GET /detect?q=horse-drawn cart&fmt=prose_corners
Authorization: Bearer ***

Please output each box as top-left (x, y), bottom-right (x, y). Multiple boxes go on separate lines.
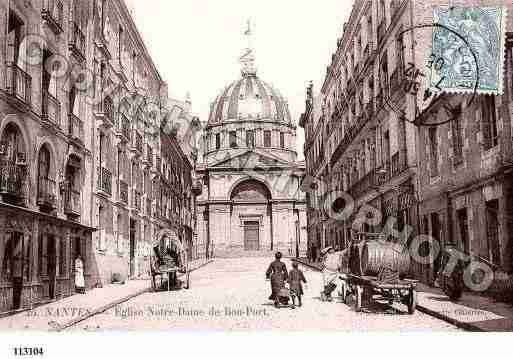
top-left (341, 273), bottom-right (417, 314)
top-left (338, 232), bottom-right (418, 314)
top-left (150, 230), bottom-right (190, 291)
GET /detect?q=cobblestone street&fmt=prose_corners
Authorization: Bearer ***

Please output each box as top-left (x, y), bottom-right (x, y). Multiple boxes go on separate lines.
top-left (73, 258), bottom-right (458, 331)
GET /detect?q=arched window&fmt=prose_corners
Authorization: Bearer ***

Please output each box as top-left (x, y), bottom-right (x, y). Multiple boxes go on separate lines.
top-left (37, 146), bottom-right (55, 209)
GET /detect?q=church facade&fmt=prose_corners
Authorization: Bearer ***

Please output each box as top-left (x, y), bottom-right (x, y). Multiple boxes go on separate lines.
top-left (195, 23), bottom-right (307, 258)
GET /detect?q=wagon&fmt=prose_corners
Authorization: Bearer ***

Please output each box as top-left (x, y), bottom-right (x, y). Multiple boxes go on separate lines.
top-left (340, 273), bottom-right (418, 314)
top-left (150, 232), bottom-right (190, 292)
top-left (337, 231), bottom-right (418, 314)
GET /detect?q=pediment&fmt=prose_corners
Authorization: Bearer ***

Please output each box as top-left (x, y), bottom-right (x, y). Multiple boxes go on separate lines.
top-left (210, 149), bottom-right (290, 169)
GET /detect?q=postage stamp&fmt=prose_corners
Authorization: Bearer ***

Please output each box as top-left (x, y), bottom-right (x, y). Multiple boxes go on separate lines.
top-left (430, 6), bottom-right (508, 95)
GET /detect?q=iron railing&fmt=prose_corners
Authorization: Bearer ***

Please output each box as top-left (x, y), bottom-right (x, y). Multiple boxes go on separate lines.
top-left (37, 177), bottom-right (56, 207)
top-left (97, 167), bottom-right (112, 195)
top-left (42, 0), bottom-right (63, 32)
top-left (0, 159), bottom-right (27, 200)
top-left (42, 90), bottom-right (61, 126)
top-left (118, 113), bottom-right (130, 141)
top-left (133, 132), bottom-right (143, 154)
top-left (68, 113), bottom-right (84, 142)
top-left (69, 22), bottom-right (85, 58)
top-left (132, 189), bottom-right (141, 211)
top-left (6, 63), bottom-right (31, 105)
top-left (64, 185), bottom-right (81, 216)
top-left (118, 179), bottom-right (128, 204)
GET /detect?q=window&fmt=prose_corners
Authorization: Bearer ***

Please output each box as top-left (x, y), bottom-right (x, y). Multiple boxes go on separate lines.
top-left (118, 26), bottom-right (123, 65)
top-left (8, 10), bottom-right (24, 64)
top-left (215, 133), bottom-right (221, 149)
top-left (58, 238), bottom-right (66, 277)
top-left (264, 130), bottom-right (272, 147)
top-left (428, 127), bottom-right (439, 177)
top-left (486, 199), bottom-right (500, 265)
top-left (380, 54), bottom-right (389, 94)
top-left (451, 112), bottom-right (464, 165)
top-left (246, 130), bottom-right (255, 148)
top-left (229, 131), bottom-right (237, 148)
top-left (396, 29), bottom-right (405, 73)
top-left (482, 96), bottom-right (498, 150)
top-left (280, 132), bottom-right (285, 148)
top-left (457, 208), bottom-right (469, 253)
top-left (379, 0), bottom-right (386, 21)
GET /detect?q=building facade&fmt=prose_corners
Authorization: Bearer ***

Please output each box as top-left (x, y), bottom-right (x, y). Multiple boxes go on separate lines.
top-left (302, 0), bottom-right (420, 263)
top-left (196, 23), bottom-right (307, 258)
top-left (0, 0), bottom-right (200, 313)
top-left (302, 0), bottom-right (513, 289)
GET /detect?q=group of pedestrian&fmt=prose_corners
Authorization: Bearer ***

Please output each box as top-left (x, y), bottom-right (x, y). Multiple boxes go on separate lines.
top-left (265, 252), bottom-right (307, 308)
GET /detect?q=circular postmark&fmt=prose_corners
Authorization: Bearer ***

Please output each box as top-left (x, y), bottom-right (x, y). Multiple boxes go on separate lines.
top-left (381, 22), bottom-right (480, 127)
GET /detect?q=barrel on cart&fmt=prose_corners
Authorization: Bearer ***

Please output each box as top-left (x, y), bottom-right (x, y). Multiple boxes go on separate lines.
top-left (340, 232), bottom-right (417, 314)
top-left (150, 234), bottom-right (190, 291)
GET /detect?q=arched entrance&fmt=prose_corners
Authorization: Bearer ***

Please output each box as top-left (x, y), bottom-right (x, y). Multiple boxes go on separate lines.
top-left (230, 179), bottom-right (272, 252)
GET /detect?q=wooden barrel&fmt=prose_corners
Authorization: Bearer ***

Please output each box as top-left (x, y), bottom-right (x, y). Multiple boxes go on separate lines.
top-left (349, 241), bottom-right (366, 275)
top-left (360, 241), bottom-right (411, 277)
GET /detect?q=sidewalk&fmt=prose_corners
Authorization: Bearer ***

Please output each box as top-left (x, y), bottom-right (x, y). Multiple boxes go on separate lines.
top-left (0, 258), bottom-right (213, 331)
top-left (293, 257), bottom-right (513, 331)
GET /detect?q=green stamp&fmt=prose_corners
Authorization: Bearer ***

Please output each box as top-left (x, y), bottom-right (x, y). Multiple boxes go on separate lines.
top-left (430, 6), bottom-right (507, 95)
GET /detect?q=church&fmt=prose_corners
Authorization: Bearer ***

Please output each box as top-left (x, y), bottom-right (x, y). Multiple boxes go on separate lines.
top-left (195, 22), bottom-right (307, 258)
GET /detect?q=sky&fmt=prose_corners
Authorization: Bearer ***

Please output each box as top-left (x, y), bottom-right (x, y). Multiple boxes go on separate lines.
top-left (125, 0), bottom-right (353, 159)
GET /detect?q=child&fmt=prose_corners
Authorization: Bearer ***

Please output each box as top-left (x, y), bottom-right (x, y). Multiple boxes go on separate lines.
top-left (288, 262), bottom-right (307, 308)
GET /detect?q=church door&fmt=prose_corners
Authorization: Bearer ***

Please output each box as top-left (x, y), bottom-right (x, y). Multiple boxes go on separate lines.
top-left (244, 221), bottom-right (260, 251)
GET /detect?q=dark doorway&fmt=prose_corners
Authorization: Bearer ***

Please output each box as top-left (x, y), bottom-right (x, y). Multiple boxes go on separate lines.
top-left (457, 208), bottom-right (469, 253)
top-left (244, 221), bottom-right (260, 251)
top-left (129, 218), bottom-right (136, 278)
top-left (486, 199), bottom-right (500, 265)
top-left (5, 232), bottom-right (24, 310)
top-left (47, 235), bottom-right (56, 299)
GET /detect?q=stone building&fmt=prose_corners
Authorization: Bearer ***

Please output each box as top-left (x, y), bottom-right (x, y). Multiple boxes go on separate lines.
top-left (301, 0), bottom-right (513, 287)
top-left (196, 23), bottom-right (306, 258)
top-left (302, 0), bottom-right (420, 261)
top-left (0, 0), bottom-right (200, 313)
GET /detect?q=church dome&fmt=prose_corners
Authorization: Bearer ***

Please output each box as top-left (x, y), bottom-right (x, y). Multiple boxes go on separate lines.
top-left (207, 74), bottom-right (292, 126)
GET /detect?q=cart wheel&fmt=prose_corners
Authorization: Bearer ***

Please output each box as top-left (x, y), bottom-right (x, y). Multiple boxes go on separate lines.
top-left (184, 271), bottom-right (190, 289)
top-left (340, 282), bottom-right (348, 304)
top-left (407, 289), bottom-right (417, 315)
top-left (354, 285), bottom-right (363, 312)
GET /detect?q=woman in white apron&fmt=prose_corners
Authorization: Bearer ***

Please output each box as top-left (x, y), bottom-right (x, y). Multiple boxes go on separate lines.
top-left (75, 255), bottom-right (85, 294)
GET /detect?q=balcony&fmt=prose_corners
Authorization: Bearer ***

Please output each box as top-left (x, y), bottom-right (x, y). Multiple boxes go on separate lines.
top-left (118, 179), bottom-right (128, 204)
top-left (132, 190), bottom-right (141, 211)
top-left (146, 198), bottom-right (152, 217)
top-left (0, 159), bottom-right (27, 204)
top-left (152, 156), bottom-right (161, 174)
top-left (41, 90), bottom-right (61, 127)
top-left (69, 22), bottom-right (86, 62)
top-left (375, 153), bottom-right (408, 186)
top-left (389, 67), bottom-right (404, 94)
top-left (377, 20), bottom-right (385, 45)
top-left (97, 167), bottom-right (112, 196)
top-left (37, 177), bottom-right (56, 211)
top-left (365, 100), bottom-right (374, 117)
top-left (68, 113), bottom-right (84, 144)
top-left (146, 146), bottom-right (153, 167)
top-left (6, 63), bottom-right (31, 106)
top-left (131, 131), bottom-right (143, 155)
top-left (192, 180), bottom-right (203, 196)
top-left (41, 0), bottom-right (63, 34)
top-left (348, 171), bottom-right (376, 199)
top-left (376, 89), bottom-right (384, 110)
top-left (64, 186), bottom-right (81, 218)
top-left (95, 97), bottom-right (115, 129)
top-left (390, 0), bottom-right (403, 18)
top-left (116, 113), bottom-right (130, 143)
